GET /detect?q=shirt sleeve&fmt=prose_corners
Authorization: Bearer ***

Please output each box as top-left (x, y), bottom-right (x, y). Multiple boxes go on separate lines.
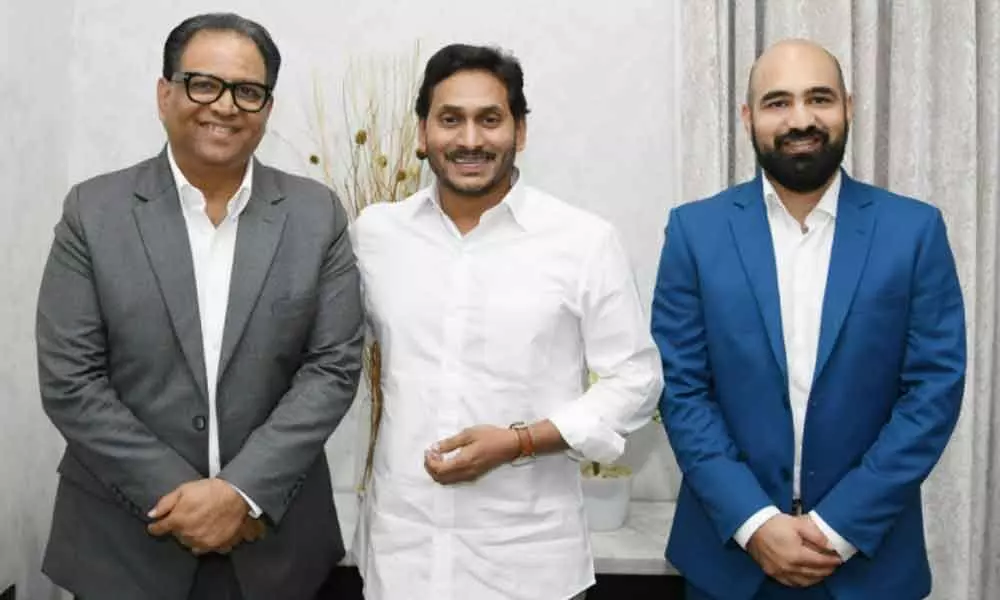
top-left (810, 510), bottom-right (858, 560)
top-left (733, 505), bottom-right (781, 549)
top-left (547, 226), bottom-right (663, 464)
top-left (224, 480), bottom-right (263, 519)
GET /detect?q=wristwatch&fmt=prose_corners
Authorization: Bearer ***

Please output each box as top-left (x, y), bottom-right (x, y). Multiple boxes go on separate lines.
top-left (509, 421), bottom-right (536, 466)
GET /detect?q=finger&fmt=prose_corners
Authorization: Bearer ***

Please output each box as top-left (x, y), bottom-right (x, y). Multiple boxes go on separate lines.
top-left (147, 514), bottom-right (179, 537)
top-left (242, 519), bottom-right (265, 543)
top-left (434, 430), bottom-right (472, 454)
top-left (791, 564), bottom-right (837, 580)
top-left (148, 488), bottom-right (183, 519)
top-left (796, 518), bottom-right (835, 552)
top-left (792, 547), bottom-right (843, 570)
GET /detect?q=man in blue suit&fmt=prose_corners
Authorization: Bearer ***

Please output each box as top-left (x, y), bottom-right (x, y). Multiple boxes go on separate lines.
top-left (652, 39), bottom-right (966, 599)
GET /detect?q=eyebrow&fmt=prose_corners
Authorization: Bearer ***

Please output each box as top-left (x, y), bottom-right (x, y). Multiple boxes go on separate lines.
top-left (437, 104), bottom-right (504, 115)
top-left (758, 86), bottom-right (840, 105)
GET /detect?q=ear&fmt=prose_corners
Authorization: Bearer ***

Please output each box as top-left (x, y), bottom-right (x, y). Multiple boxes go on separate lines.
top-left (417, 119), bottom-right (428, 155)
top-left (739, 103), bottom-right (753, 140)
top-left (156, 78), bottom-right (171, 122)
top-left (261, 95), bottom-right (275, 122)
top-left (845, 92), bottom-right (854, 124)
top-left (514, 118), bottom-right (527, 152)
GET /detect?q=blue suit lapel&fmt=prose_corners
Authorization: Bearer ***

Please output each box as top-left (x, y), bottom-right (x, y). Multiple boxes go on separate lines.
top-left (728, 176), bottom-right (787, 378)
top-left (814, 173), bottom-right (876, 382)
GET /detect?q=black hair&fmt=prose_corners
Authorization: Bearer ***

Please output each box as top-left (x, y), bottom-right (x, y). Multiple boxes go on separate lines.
top-left (415, 44), bottom-right (530, 120)
top-left (162, 13), bottom-right (281, 87)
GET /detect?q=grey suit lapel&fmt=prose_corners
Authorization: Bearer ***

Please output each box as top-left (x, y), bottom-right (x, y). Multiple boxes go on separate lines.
top-left (131, 151), bottom-right (209, 403)
top-left (217, 160), bottom-right (287, 380)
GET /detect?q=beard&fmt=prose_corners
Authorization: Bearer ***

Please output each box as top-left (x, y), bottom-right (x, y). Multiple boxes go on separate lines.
top-left (751, 121), bottom-right (848, 193)
top-left (426, 138), bottom-right (518, 199)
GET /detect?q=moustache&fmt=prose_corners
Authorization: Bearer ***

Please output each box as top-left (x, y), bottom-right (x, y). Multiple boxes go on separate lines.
top-left (445, 150), bottom-right (497, 162)
top-left (775, 127), bottom-right (829, 150)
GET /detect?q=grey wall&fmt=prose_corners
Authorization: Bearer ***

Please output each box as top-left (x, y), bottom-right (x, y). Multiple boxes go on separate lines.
top-left (1, 2), bottom-right (75, 599)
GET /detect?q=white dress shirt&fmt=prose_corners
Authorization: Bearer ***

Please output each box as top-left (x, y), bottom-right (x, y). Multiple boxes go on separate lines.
top-left (350, 178), bottom-right (663, 600)
top-left (732, 172), bottom-right (857, 560)
top-left (168, 148), bottom-right (261, 517)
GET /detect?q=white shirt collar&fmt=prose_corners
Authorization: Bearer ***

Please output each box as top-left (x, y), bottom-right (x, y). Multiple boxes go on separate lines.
top-left (416, 168), bottom-right (532, 231)
top-left (762, 170), bottom-right (841, 220)
top-left (167, 146), bottom-right (254, 220)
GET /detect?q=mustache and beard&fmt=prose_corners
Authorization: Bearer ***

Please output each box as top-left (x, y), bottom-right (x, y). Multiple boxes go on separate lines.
top-left (751, 121), bottom-right (849, 193)
top-left (426, 141), bottom-right (518, 199)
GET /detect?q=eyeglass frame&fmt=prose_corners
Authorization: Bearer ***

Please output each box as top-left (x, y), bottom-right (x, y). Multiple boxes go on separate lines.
top-left (168, 71), bottom-right (274, 113)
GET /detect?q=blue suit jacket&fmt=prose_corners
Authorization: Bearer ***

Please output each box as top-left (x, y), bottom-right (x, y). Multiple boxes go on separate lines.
top-left (651, 172), bottom-right (966, 599)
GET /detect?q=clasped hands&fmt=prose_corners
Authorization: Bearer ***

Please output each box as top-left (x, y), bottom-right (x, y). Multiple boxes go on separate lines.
top-left (424, 425), bottom-right (522, 484)
top-left (747, 513), bottom-right (843, 588)
top-left (146, 478), bottom-right (265, 555)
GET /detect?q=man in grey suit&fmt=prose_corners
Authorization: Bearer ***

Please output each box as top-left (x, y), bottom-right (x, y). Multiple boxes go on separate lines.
top-left (35, 13), bottom-right (364, 600)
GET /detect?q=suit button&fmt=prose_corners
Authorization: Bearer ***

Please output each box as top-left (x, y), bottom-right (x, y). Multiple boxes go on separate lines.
top-left (737, 451), bottom-right (748, 462)
top-left (780, 467), bottom-right (791, 481)
top-left (192, 415), bottom-right (207, 431)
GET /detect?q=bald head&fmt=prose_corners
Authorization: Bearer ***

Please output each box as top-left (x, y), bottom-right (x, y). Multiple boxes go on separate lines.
top-left (746, 39), bottom-right (846, 107)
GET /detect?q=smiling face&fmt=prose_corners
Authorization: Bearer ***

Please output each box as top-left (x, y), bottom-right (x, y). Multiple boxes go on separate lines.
top-left (418, 69), bottom-right (525, 200)
top-left (742, 40), bottom-right (852, 193)
top-left (157, 29), bottom-right (272, 176)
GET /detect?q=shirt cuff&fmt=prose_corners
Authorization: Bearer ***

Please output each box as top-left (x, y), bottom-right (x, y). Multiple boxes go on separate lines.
top-left (809, 511), bottom-right (857, 561)
top-left (733, 506), bottom-right (780, 549)
top-left (223, 480), bottom-right (263, 519)
top-left (547, 406), bottom-right (625, 465)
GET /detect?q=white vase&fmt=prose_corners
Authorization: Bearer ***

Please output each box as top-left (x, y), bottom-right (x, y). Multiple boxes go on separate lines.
top-left (581, 471), bottom-right (632, 531)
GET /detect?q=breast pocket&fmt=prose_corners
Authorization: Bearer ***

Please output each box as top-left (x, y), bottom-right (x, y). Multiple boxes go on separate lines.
top-left (850, 290), bottom-right (909, 316)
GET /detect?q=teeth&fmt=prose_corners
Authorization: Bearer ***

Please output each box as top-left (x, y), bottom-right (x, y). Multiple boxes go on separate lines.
top-left (205, 124), bottom-right (236, 134)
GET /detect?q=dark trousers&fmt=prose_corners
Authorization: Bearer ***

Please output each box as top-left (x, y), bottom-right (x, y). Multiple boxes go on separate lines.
top-left (76, 554), bottom-right (243, 600)
top-left (686, 579), bottom-right (833, 600)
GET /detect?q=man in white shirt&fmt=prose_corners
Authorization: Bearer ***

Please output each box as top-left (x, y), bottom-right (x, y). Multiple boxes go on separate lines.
top-left (36, 13), bottom-right (364, 600)
top-left (352, 44), bottom-right (663, 600)
top-left (653, 40), bottom-right (965, 599)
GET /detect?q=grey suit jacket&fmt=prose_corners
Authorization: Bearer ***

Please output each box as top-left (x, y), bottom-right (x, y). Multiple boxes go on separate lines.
top-left (36, 150), bottom-right (364, 600)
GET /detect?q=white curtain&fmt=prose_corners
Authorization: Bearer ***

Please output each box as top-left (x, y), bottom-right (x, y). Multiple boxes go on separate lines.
top-left (678, 1), bottom-right (1000, 598)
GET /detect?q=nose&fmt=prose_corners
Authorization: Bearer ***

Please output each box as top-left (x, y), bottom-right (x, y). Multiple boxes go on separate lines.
top-left (457, 121), bottom-right (483, 148)
top-left (787, 99), bottom-right (817, 130)
top-left (211, 89), bottom-right (239, 116)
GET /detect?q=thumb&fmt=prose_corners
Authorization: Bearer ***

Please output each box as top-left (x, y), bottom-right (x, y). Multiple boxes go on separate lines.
top-left (148, 488), bottom-right (182, 519)
top-left (798, 516), bottom-right (835, 551)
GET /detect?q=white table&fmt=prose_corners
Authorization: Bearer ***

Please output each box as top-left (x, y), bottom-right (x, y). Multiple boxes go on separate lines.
top-left (333, 491), bottom-right (678, 576)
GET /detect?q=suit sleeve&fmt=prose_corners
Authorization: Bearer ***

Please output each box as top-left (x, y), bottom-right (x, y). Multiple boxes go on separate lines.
top-left (651, 208), bottom-right (774, 543)
top-left (36, 186), bottom-right (203, 518)
top-left (813, 209), bottom-right (965, 557)
top-left (219, 191), bottom-right (365, 523)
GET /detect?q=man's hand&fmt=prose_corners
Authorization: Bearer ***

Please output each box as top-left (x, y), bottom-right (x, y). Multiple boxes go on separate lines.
top-left (213, 515), bottom-right (268, 554)
top-left (795, 514), bottom-right (840, 557)
top-left (424, 425), bottom-right (521, 484)
top-left (146, 479), bottom-right (250, 555)
top-left (746, 514), bottom-right (842, 587)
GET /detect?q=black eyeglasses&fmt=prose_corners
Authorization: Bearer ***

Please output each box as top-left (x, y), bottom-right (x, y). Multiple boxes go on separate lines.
top-left (169, 71), bottom-right (273, 113)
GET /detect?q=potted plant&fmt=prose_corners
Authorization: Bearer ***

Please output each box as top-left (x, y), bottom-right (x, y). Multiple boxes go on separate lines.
top-left (579, 371), bottom-right (635, 531)
top-left (294, 43), bottom-right (426, 493)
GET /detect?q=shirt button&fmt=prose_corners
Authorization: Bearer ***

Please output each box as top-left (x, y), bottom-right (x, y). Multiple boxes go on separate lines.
top-left (192, 415), bottom-right (207, 431)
